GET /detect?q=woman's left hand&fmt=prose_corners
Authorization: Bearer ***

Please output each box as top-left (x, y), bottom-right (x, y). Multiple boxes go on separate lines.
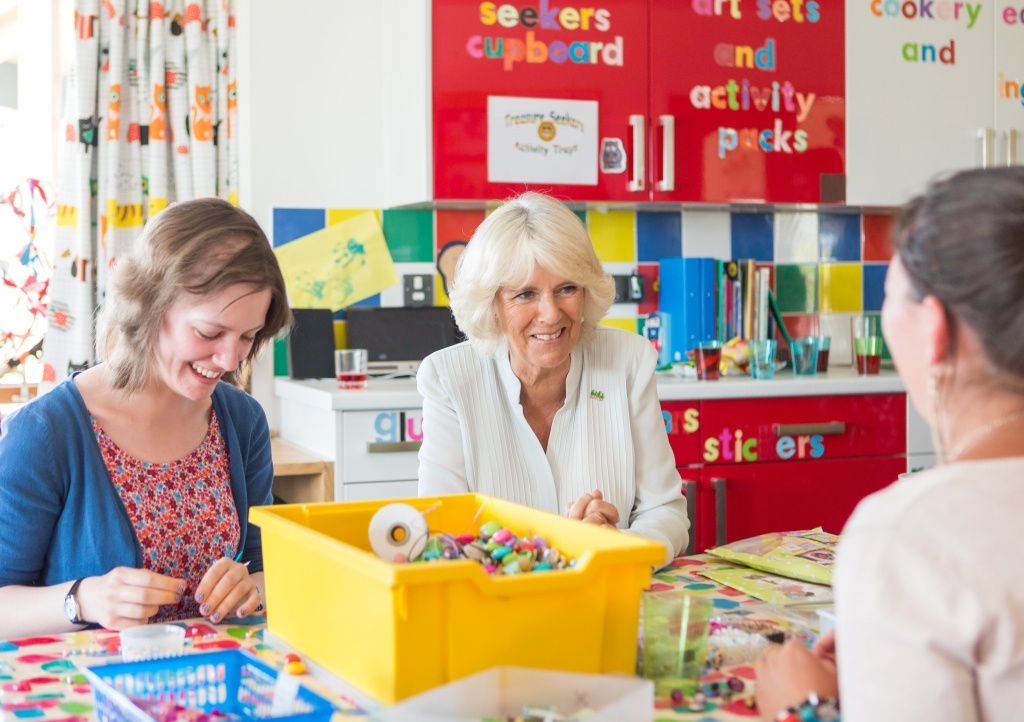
top-left (566, 488), bottom-right (619, 529)
top-left (194, 557), bottom-right (261, 623)
top-left (754, 639), bottom-right (839, 721)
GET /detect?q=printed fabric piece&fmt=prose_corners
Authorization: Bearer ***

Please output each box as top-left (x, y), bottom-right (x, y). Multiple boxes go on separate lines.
top-left (94, 409), bottom-right (240, 621)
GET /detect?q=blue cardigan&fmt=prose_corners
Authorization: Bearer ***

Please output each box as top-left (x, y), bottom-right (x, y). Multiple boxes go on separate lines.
top-left (0, 375), bottom-right (274, 589)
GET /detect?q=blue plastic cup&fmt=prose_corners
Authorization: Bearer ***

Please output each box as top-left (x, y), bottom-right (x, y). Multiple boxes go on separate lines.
top-left (791, 336), bottom-right (820, 376)
top-left (749, 340), bottom-right (778, 380)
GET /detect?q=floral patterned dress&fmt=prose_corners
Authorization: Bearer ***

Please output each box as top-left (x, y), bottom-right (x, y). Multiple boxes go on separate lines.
top-left (93, 410), bottom-right (240, 621)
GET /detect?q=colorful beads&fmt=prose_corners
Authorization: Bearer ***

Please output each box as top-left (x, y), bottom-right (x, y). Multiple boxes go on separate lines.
top-left (406, 522), bottom-right (576, 575)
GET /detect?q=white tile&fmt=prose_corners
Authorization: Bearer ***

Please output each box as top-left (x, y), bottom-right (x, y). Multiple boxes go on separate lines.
top-left (380, 262), bottom-right (438, 307)
top-left (774, 212), bottom-right (819, 263)
top-left (681, 210), bottom-right (731, 258)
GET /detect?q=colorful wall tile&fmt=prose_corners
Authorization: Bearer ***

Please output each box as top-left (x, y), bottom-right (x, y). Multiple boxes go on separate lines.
top-left (587, 209), bottom-right (636, 262)
top-left (271, 204), bottom-right (903, 375)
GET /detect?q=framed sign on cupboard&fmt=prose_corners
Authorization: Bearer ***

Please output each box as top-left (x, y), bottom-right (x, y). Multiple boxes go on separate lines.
top-left (431, 0), bottom-right (845, 204)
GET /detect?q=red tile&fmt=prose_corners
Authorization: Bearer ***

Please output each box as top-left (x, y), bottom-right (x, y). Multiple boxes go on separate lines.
top-left (863, 213), bottom-right (896, 262)
top-left (777, 313), bottom-right (819, 361)
top-left (435, 209), bottom-right (486, 254)
top-left (637, 262), bottom-right (659, 316)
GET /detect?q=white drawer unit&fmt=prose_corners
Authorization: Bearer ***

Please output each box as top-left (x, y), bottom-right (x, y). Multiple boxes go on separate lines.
top-left (341, 409), bottom-right (422, 484)
top-left (275, 378), bottom-right (424, 502)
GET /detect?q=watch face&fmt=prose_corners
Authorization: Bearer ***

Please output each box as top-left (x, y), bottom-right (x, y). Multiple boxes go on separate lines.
top-left (64, 593), bottom-right (80, 623)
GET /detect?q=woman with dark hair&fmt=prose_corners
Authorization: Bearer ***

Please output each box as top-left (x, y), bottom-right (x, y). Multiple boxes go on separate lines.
top-left (755, 167), bottom-right (1024, 721)
top-left (0, 198), bottom-right (291, 636)
top-left (417, 192), bottom-right (689, 564)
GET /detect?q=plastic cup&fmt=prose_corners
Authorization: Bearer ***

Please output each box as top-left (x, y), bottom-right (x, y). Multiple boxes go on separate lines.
top-left (119, 624), bottom-right (185, 661)
top-left (335, 349), bottom-right (368, 390)
top-left (694, 341), bottom-right (722, 381)
top-left (642, 592), bottom-right (713, 699)
top-left (790, 336), bottom-right (820, 376)
top-left (851, 317), bottom-right (882, 375)
top-left (748, 339), bottom-right (777, 380)
top-left (814, 336), bottom-right (831, 373)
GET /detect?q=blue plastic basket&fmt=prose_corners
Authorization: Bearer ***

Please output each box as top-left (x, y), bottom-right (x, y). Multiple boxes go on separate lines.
top-left (83, 649), bottom-right (335, 722)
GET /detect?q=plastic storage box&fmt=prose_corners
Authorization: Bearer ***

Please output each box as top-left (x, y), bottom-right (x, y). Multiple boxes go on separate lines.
top-left (250, 494), bottom-right (666, 704)
top-left (385, 666), bottom-right (653, 722)
top-left (83, 649), bottom-right (334, 722)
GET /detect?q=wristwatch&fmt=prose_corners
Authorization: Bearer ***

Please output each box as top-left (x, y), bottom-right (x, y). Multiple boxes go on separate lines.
top-left (63, 578), bottom-right (87, 624)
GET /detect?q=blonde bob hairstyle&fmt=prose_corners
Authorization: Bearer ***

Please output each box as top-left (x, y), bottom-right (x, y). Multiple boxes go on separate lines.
top-left (96, 197), bottom-right (292, 393)
top-left (448, 192), bottom-right (616, 357)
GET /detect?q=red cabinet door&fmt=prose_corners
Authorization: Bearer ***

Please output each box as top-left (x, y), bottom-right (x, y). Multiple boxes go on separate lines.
top-left (700, 456), bottom-right (905, 551)
top-left (649, 0), bottom-right (845, 203)
top-left (432, 0), bottom-right (649, 201)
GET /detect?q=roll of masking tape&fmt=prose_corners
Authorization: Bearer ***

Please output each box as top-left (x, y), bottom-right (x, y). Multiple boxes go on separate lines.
top-left (368, 502), bottom-right (429, 563)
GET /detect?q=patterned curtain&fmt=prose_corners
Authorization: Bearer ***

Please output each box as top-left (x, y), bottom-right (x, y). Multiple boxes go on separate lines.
top-left (41, 0), bottom-right (239, 389)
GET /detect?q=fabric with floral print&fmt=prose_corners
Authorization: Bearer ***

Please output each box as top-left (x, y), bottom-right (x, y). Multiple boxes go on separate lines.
top-left (93, 409), bottom-right (240, 621)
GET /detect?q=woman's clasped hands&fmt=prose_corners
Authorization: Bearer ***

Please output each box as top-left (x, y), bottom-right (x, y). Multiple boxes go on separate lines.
top-left (566, 488), bottom-right (620, 529)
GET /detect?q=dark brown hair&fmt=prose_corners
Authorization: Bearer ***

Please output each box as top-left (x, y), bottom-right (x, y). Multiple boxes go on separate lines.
top-left (96, 198), bottom-right (292, 392)
top-left (896, 167), bottom-right (1024, 379)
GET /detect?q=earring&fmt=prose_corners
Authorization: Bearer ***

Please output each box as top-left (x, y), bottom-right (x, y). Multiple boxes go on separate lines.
top-left (928, 373), bottom-right (946, 465)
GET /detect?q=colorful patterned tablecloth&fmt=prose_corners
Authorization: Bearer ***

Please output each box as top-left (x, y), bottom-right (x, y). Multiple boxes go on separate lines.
top-left (0, 556), bottom-right (820, 722)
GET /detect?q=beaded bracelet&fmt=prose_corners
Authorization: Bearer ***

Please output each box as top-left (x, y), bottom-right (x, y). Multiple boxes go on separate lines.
top-left (774, 691), bottom-right (840, 722)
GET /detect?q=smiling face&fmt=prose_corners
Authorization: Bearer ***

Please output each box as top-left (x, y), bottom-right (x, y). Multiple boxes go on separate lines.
top-left (496, 264), bottom-right (584, 384)
top-left (154, 283), bottom-right (271, 400)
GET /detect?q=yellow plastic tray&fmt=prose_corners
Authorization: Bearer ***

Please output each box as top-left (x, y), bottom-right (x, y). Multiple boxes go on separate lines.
top-left (250, 494), bottom-right (665, 704)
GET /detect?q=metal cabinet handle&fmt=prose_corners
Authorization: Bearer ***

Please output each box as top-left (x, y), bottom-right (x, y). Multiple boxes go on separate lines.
top-left (711, 477), bottom-right (727, 547)
top-left (366, 441), bottom-right (422, 453)
top-left (1008, 129), bottom-right (1018, 167)
top-left (628, 114), bottom-right (646, 192)
top-left (979, 127), bottom-right (994, 168)
top-left (657, 114), bottom-right (675, 192)
top-left (773, 422), bottom-right (846, 437)
top-left (683, 480), bottom-right (696, 556)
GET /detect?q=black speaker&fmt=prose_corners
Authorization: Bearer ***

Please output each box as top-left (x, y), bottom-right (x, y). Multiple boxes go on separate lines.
top-left (288, 308), bottom-right (335, 380)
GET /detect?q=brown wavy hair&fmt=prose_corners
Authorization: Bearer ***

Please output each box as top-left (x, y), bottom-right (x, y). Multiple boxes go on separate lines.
top-left (96, 198), bottom-right (292, 393)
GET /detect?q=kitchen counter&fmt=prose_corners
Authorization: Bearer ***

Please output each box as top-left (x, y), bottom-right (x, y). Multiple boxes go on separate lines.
top-left (275, 369), bottom-right (905, 409)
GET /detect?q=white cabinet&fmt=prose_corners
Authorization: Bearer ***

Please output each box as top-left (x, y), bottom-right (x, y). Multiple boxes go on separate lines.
top-left (995, 10), bottom-right (1024, 166)
top-left (846, 4), bottom-right (1020, 206)
top-left (275, 379), bottom-right (425, 502)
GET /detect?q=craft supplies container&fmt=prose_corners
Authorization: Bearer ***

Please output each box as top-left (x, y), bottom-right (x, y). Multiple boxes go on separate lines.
top-left (118, 624), bottom-right (185, 662)
top-left (250, 494), bottom-right (665, 704)
top-left (384, 666), bottom-right (653, 722)
top-left (83, 649), bottom-right (334, 722)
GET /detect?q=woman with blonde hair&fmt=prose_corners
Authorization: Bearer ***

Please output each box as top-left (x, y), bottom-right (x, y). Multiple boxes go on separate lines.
top-left (0, 198), bottom-right (291, 635)
top-left (417, 192), bottom-right (688, 563)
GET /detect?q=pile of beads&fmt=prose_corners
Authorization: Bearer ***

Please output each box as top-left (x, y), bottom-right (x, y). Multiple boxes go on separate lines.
top-left (410, 520), bottom-right (577, 575)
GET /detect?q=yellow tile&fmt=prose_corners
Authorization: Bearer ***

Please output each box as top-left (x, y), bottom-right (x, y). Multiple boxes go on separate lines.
top-left (327, 208), bottom-right (382, 225)
top-left (587, 210), bottom-right (635, 263)
top-left (434, 273), bottom-right (450, 306)
top-left (599, 317), bottom-right (639, 334)
top-left (819, 263), bottom-right (862, 313)
top-left (333, 320), bottom-right (346, 350)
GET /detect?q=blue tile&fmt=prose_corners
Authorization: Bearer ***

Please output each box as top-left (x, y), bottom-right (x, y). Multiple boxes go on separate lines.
top-left (637, 211), bottom-right (681, 262)
top-left (351, 294), bottom-right (381, 307)
top-left (819, 213), bottom-right (861, 262)
top-left (863, 263), bottom-right (888, 312)
top-left (272, 208), bottom-right (326, 247)
top-left (730, 212), bottom-right (774, 262)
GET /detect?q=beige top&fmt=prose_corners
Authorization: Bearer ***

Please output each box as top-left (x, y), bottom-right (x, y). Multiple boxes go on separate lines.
top-left (835, 458), bottom-right (1024, 721)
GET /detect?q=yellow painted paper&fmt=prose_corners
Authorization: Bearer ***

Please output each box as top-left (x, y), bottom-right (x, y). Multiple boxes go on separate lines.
top-left (274, 211), bottom-right (398, 310)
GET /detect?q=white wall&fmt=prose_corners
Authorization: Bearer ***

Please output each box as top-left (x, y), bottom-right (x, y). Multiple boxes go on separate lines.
top-left (238, 1), bottom-right (392, 428)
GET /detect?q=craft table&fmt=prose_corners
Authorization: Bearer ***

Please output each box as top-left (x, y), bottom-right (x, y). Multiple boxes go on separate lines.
top-left (0, 556), bottom-right (818, 722)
